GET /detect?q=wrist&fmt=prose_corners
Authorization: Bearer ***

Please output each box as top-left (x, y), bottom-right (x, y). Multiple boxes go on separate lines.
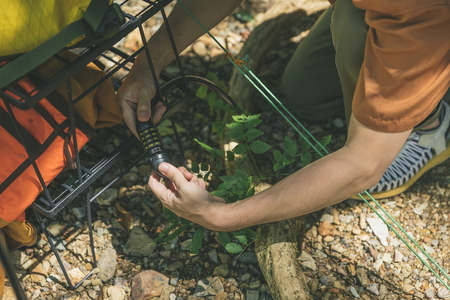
top-left (204, 201), bottom-right (243, 232)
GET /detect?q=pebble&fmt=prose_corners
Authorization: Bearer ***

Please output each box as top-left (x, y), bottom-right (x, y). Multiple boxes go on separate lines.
top-left (350, 286), bottom-right (360, 297)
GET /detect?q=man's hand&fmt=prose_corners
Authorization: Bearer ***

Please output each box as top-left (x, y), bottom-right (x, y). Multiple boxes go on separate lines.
top-left (117, 63), bottom-right (166, 137)
top-left (148, 163), bottom-right (228, 230)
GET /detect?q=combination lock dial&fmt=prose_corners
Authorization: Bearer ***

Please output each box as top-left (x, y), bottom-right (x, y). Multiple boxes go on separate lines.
top-left (137, 121), bottom-right (170, 178)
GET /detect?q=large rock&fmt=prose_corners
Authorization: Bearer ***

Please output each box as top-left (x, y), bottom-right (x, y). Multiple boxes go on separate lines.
top-left (131, 270), bottom-right (169, 300)
top-left (123, 226), bottom-right (157, 257)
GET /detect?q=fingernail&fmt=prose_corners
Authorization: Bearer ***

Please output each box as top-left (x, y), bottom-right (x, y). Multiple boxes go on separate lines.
top-left (139, 112), bottom-right (149, 120)
top-left (159, 163), bottom-right (169, 173)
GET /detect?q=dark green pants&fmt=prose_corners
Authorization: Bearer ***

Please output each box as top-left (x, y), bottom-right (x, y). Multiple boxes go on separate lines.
top-left (281, 0), bottom-right (450, 127)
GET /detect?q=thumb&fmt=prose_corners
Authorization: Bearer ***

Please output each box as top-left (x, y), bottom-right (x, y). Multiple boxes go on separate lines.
top-left (158, 163), bottom-right (188, 186)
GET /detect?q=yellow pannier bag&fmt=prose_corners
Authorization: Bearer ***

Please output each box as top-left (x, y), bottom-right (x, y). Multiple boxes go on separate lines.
top-left (0, 0), bottom-right (93, 58)
top-left (0, 0), bottom-right (124, 89)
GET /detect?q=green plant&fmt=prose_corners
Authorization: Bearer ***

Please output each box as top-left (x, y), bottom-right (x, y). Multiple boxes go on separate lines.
top-left (154, 75), bottom-right (331, 255)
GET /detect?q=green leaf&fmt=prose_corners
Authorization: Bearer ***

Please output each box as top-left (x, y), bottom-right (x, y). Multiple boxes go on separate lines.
top-left (232, 114), bottom-right (247, 123)
top-left (235, 169), bottom-right (249, 180)
top-left (217, 79), bottom-right (227, 91)
top-left (299, 137), bottom-right (311, 151)
top-left (196, 85), bottom-right (209, 99)
top-left (211, 189), bottom-right (229, 197)
top-left (245, 128), bottom-right (264, 141)
top-left (245, 187), bottom-right (255, 197)
top-left (226, 128), bottom-right (245, 140)
top-left (241, 228), bottom-right (257, 239)
top-left (191, 162), bottom-right (199, 173)
top-left (215, 161), bottom-right (224, 171)
top-left (206, 71), bottom-right (219, 82)
top-left (320, 134), bottom-right (332, 148)
top-left (284, 136), bottom-right (297, 156)
top-left (232, 143), bottom-right (247, 155)
top-left (245, 115), bottom-right (262, 129)
top-left (163, 208), bottom-right (179, 224)
top-left (163, 224), bottom-right (189, 243)
top-left (273, 150), bottom-right (283, 162)
top-left (226, 122), bottom-right (243, 130)
top-left (301, 152), bottom-right (312, 166)
top-left (218, 232), bottom-right (231, 247)
top-left (220, 175), bottom-right (238, 184)
top-left (154, 224), bottom-right (177, 244)
top-left (200, 163), bottom-right (209, 172)
top-left (190, 227), bottom-right (205, 255)
top-left (218, 182), bottom-right (234, 190)
top-left (283, 155), bottom-right (295, 165)
top-left (249, 140), bottom-right (272, 154)
top-left (237, 181), bottom-right (248, 191)
top-left (226, 151), bottom-right (235, 162)
top-left (194, 139), bottom-right (214, 153)
top-left (225, 242), bottom-right (243, 254)
top-left (233, 234), bottom-right (248, 245)
top-left (273, 161), bottom-right (284, 171)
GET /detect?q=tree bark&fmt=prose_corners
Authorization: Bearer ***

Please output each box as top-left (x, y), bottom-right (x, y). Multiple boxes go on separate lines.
top-left (255, 218), bottom-right (312, 300)
top-left (228, 0), bottom-right (329, 110)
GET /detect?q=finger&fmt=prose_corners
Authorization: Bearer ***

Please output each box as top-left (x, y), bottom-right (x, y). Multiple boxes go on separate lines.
top-left (117, 93), bottom-right (139, 137)
top-left (148, 171), bottom-right (176, 206)
top-left (148, 171), bottom-right (164, 193)
top-left (158, 163), bottom-right (188, 186)
top-left (136, 90), bottom-right (153, 122)
top-left (152, 102), bottom-right (167, 124)
top-left (178, 167), bottom-right (194, 181)
top-left (197, 177), bottom-right (206, 189)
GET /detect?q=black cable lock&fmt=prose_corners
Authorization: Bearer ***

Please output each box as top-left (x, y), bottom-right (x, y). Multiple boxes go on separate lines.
top-left (137, 120), bottom-right (170, 178)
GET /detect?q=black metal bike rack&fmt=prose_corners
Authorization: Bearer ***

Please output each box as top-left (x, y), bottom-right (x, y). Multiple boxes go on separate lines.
top-left (0, 0), bottom-right (194, 294)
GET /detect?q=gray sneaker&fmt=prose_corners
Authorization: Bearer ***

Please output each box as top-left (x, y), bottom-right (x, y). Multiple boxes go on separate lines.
top-left (357, 101), bottom-right (450, 200)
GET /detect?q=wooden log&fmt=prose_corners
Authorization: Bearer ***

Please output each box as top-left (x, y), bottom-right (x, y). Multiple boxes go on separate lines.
top-left (255, 218), bottom-right (313, 300)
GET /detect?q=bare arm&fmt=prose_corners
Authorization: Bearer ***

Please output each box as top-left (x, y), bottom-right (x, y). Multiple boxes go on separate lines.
top-left (149, 114), bottom-right (412, 231)
top-left (117, 0), bottom-right (243, 136)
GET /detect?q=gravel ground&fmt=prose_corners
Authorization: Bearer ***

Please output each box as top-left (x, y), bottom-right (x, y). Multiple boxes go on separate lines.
top-left (5, 1), bottom-right (450, 300)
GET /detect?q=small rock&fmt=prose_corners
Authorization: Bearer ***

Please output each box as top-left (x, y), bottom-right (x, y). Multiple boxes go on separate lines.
top-left (366, 218), bottom-right (389, 246)
top-left (95, 188), bottom-right (118, 205)
top-left (425, 287), bottom-right (435, 299)
top-left (108, 286), bottom-right (126, 300)
top-left (236, 252), bottom-right (258, 264)
top-left (245, 290), bottom-right (259, 300)
top-left (350, 286), bottom-right (360, 298)
top-left (98, 248), bottom-right (117, 282)
top-left (437, 287), bottom-right (450, 298)
top-left (356, 268), bottom-right (370, 286)
top-left (403, 284), bottom-right (415, 293)
top-left (366, 283), bottom-right (379, 296)
top-left (394, 250), bottom-right (404, 262)
top-left (194, 277), bottom-right (224, 296)
top-left (318, 220), bottom-right (338, 237)
top-left (213, 264), bottom-right (229, 277)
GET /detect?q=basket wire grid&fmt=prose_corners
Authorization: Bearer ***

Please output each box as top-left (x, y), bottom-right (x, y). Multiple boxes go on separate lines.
top-left (0, 0), bottom-right (198, 293)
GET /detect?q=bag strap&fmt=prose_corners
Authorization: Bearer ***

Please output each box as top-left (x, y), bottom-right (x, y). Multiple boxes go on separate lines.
top-left (0, 0), bottom-right (111, 90)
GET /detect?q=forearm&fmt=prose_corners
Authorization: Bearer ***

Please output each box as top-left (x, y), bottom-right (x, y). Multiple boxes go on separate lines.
top-left (135, 0), bottom-right (243, 73)
top-left (209, 115), bottom-right (412, 231)
top-left (218, 147), bottom-right (376, 231)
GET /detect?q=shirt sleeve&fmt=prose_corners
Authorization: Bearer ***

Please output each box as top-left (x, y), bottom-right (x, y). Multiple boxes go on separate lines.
top-left (351, 0), bottom-right (450, 133)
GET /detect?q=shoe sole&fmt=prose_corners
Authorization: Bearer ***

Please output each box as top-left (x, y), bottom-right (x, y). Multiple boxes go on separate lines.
top-left (351, 140), bottom-right (450, 200)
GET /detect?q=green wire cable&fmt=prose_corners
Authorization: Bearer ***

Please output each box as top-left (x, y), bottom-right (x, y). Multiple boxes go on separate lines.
top-left (175, 0), bottom-right (327, 156)
top-left (175, 0), bottom-right (450, 290)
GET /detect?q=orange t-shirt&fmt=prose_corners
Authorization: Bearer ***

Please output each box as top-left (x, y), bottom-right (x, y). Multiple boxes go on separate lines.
top-left (351, 0), bottom-right (450, 132)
